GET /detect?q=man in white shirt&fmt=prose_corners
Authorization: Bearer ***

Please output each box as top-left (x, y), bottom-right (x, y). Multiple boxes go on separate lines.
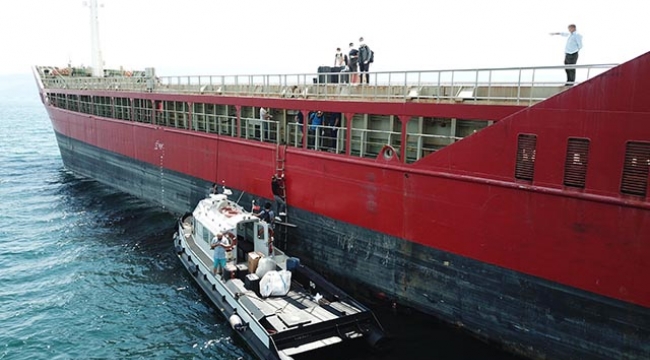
top-left (550, 24), bottom-right (583, 86)
top-left (259, 107), bottom-right (272, 141)
top-left (334, 47), bottom-right (347, 67)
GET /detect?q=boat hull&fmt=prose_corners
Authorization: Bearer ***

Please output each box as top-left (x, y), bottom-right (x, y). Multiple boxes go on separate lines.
top-left (175, 239), bottom-right (276, 360)
top-left (53, 129), bottom-right (650, 360)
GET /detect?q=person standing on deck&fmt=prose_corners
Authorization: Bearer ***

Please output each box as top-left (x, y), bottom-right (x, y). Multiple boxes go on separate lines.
top-left (210, 232), bottom-right (233, 276)
top-left (358, 37), bottom-right (373, 84)
top-left (308, 111), bottom-right (325, 149)
top-left (550, 24), bottom-right (583, 86)
top-left (271, 174), bottom-right (286, 217)
top-left (294, 110), bottom-right (304, 145)
top-left (348, 43), bottom-right (359, 84)
top-left (334, 47), bottom-right (347, 67)
top-left (260, 107), bottom-right (272, 141)
top-left (324, 112), bottom-right (341, 151)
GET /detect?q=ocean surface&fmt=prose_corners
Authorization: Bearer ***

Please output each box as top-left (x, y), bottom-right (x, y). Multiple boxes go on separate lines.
top-left (0, 74), bottom-right (522, 360)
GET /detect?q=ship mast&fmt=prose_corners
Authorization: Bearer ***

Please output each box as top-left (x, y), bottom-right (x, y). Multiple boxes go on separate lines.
top-left (88, 0), bottom-right (104, 77)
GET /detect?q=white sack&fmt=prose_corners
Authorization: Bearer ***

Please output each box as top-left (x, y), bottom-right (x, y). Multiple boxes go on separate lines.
top-left (259, 270), bottom-right (292, 297)
top-left (255, 257), bottom-right (276, 279)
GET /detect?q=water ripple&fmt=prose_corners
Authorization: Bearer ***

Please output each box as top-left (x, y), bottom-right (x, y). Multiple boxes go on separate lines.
top-left (0, 77), bottom-right (252, 360)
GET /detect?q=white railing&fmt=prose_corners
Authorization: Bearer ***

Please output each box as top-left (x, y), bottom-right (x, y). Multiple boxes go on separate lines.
top-left (37, 63), bottom-right (617, 105)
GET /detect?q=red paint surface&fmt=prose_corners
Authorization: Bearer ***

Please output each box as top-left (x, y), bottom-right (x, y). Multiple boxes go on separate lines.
top-left (45, 52), bottom-right (650, 308)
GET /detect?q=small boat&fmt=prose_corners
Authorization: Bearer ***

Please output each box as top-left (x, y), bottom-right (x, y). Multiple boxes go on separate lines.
top-left (174, 187), bottom-right (385, 360)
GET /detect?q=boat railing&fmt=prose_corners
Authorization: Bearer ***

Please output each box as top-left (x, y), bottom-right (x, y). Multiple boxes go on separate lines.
top-left (37, 63), bottom-right (616, 105)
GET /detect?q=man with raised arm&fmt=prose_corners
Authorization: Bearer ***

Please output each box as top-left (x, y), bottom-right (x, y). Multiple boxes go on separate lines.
top-left (550, 24), bottom-right (583, 86)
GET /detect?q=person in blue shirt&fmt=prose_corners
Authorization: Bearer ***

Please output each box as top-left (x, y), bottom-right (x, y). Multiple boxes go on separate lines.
top-left (308, 111), bottom-right (324, 149)
top-left (550, 24), bottom-right (583, 86)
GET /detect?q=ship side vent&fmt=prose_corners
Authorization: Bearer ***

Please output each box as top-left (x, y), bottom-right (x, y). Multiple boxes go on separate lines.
top-left (620, 141), bottom-right (650, 198)
top-left (515, 134), bottom-right (537, 182)
top-left (563, 138), bottom-right (590, 188)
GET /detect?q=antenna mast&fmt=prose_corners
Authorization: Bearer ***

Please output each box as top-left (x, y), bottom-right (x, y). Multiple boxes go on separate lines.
top-left (88, 0), bottom-right (104, 77)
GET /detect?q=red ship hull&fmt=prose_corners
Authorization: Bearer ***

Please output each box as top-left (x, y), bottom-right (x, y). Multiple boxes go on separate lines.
top-left (39, 53), bottom-right (650, 359)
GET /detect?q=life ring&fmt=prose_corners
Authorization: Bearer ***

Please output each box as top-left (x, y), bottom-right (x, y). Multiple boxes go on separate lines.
top-left (125, 71), bottom-right (133, 77)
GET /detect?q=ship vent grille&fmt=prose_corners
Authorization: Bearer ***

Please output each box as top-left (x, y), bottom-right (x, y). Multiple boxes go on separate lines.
top-left (515, 134), bottom-right (537, 182)
top-left (563, 138), bottom-right (590, 188)
top-left (621, 141), bottom-right (650, 197)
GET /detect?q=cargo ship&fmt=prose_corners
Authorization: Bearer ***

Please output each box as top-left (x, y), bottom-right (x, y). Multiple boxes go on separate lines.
top-left (32, 5), bottom-right (650, 357)
top-left (33, 53), bottom-right (650, 359)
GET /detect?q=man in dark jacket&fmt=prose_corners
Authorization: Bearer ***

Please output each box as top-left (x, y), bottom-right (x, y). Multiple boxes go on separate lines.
top-left (348, 42), bottom-right (359, 84)
top-left (256, 202), bottom-right (276, 227)
top-left (271, 174), bottom-right (286, 216)
top-left (358, 37), bottom-right (373, 84)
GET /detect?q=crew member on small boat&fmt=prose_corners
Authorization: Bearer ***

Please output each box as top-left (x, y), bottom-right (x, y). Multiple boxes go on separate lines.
top-left (210, 232), bottom-right (233, 275)
top-left (255, 202), bottom-right (275, 228)
top-left (209, 183), bottom-right (219, 195)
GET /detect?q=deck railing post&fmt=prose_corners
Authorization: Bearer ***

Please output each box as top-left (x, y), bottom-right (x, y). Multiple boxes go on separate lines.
top-left (417, 71), bottom-right (421, 100)
top-left (474, 69), bottom-right (479, 103)
top-left (530, 69), bottom-right (536, 105)
top-left (516, 69), bottom-right (522, 105)
top-left (402, 71), bottom-right (409, 99)
top-left (374, 72), bottom-right (378, 100)
top-left (265, 74), bottom-right (268, 97)
top-left (450, 71), bottom-right (455, 101)
top-left (436, 71), bottom-right (441, 102)
top-left (487, 70), bottom-right (493, 102)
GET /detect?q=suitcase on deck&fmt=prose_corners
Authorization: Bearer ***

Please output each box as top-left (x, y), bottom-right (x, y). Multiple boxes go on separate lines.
top-left (317, 66), bottom-right (331, 83)
top-left (334, 66), bottom-right (350, 83)
top-left (245, 273), bottom-right (261, 296)
top-left (329, 66), bottom-right (344, 83)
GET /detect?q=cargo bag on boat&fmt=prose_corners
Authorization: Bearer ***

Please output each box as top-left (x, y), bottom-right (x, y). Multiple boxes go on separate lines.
top-left (255, 257), bottom-right (276, 279)
top-left (259, 270), bottom-right (292, 297)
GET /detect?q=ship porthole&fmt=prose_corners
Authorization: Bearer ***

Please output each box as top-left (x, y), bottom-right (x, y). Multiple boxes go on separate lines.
top-left (383, 147), bottom-right (394, 160)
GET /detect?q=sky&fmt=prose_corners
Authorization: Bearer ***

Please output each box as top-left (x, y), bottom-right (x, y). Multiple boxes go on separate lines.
top-left (1, 0), bottom-right (649, 76)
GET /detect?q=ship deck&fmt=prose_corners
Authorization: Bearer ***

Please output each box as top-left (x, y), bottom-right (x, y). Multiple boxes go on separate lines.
top-left (37, 63), bottom-right (616, 106)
